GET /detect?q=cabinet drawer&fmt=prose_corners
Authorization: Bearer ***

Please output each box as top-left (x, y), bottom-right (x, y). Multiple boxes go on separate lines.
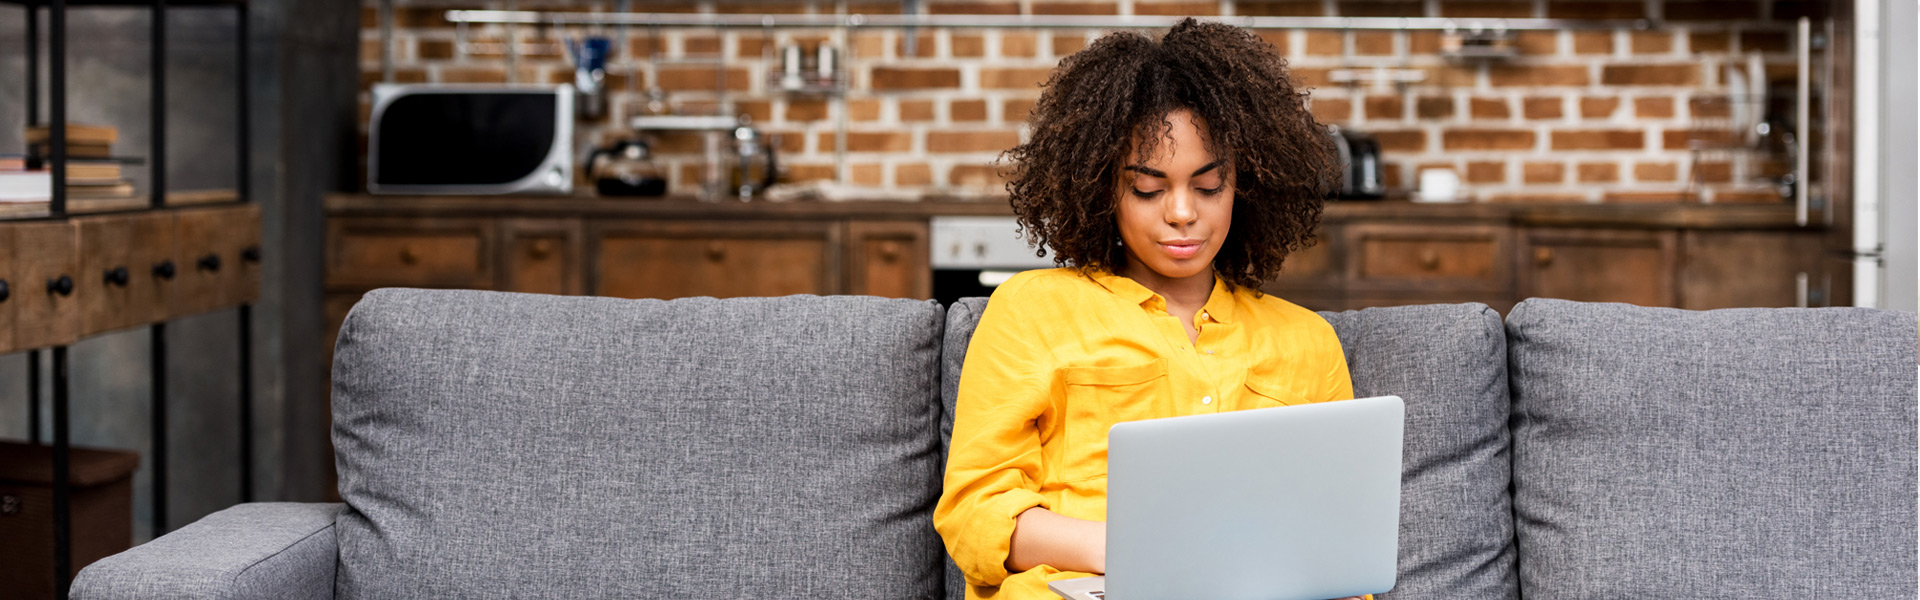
top-left (75, 214), bottom-right (140, 335)
top-left (328, 218), bottom-right (493, 289)
top-left (1347, 224), bottom-right (1510, 292)
top-left (1271, 225), bottom-right (1341, 288)
top-left (1519, 228), bottom-right (1677, 307)
top-left (591, 221), bottom-right (838, 300)
top-left (8, 221), bottom-right (80, 350)
top-left (173, 205), bottom-right (257, 316)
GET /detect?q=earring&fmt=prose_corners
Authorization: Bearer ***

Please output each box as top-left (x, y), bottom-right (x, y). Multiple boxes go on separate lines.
top-left (1116, 238), bottom-right (1124, 247)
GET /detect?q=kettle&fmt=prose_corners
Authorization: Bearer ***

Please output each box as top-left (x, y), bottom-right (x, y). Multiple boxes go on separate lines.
top-left (587, 139), bottom-right (668, 197)
top-left (1329, 125), bottom-right (1385, 200)
top-left (728, 121), bottom-right (779, 200)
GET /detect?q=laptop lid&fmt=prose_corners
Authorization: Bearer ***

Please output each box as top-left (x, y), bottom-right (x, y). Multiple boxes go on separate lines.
top-left (1104, 395), bottom-right (1404, 600)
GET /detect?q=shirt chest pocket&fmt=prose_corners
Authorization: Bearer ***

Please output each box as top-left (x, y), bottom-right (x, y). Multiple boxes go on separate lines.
top-left (1243, 366), bottom-right (1319, 407)
top-left (1057, 359), bottom-right (1169, 483)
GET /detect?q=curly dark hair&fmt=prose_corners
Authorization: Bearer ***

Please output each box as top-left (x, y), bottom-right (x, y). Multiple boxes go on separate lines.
top-left (999, 17), bottom-right (1341, 290)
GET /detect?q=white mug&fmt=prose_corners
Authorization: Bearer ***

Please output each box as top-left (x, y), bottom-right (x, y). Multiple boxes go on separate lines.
top-left (1416, 168), bottom-right (1462, 203)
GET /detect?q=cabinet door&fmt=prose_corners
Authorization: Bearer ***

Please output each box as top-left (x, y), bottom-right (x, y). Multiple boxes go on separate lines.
top-left (846, 220), bottom-right (929, 299)
top-left (327, 217), bottom-right (495, 289)
top-left (591, 220), bottom-right (839, 300)
top-left (1347, 223), bottom-right (1511, 294)
top-left (10, 221), bottom-right (80, 349)
top-left (1679, 230), bottom-right (1826, 309)
top-left (499, 219), bottom-right (582, 295)
top-left (1519, 228), bottom-right (1678, 307)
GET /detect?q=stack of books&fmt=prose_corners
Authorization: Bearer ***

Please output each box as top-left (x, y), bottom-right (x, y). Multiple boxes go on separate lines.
top-left (0, 155), bottom-right (50, 204)
top-left (26, 124), bottom-right (136, 199)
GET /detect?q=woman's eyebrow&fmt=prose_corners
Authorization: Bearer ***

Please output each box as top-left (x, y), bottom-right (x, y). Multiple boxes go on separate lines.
top-left (1123, 160), bottom-right (1222, 178)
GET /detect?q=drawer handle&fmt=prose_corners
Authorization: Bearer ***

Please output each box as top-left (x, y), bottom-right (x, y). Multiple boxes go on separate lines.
top-left (242, 246), bottom-right (262, 263)
top-left (398, 247), bottom-right (419, 266)
top-left (879, 241), bottom-right (902, 263)
top-left (0, 279), bottom-right (9, 303)
top-left (153, 260), bottom-right (176, 280)
top-left (104, 266), bottom-right (130, 287)
top-left (47, 275), bottom-right (74, 297)
top-left (705, 241), bottom-right (727, 262)
top-left (198, 254), bottom-right (223, 273)
top-left (1418, 249), bottom-right (1440, 271)
top-left (1534, 248), bottom-right (1554, 267)
top-left (528, 240), bottom-right (554, 260)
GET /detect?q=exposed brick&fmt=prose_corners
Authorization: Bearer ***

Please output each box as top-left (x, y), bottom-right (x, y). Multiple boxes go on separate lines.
top-left (1419, 66), bottom-right (1479, 87)
top-left (1581, 97), bottom-right (1621, 119)
top-left (1305, 31), bottom-right (1344, 55)
top-left (1689, 96), bottom-right (1733, 119)
top-left (1630, 31), bottom-right (1675, 54)
top-left (656, 67), bottom-right (751, 91)
top-left (928, 130), bottom-right (1021, 153)
top-left (1695, 161), bottom-right (1733, 182)
top-left (1443, 129), bottom-right (1536, 150)
top-left (1238, 1), bottom-right (1325, 16)
top-left (896, 163), bottom-right (933, 186)
top-left (1523, 96), bottom-right (1564, 120)
top-left (1466, 161), bottom-right (1506, 183)
top-left (849, 99), bottom-right (884, 121)
top-left (1338, 1), bottom-right (1425, 17)
top-left (713, 1), bottom-right (809, 14)
top-left (951, 34), bottom-right (986, 57)
top-left (848, 0), bottom-right (906, 13)
top-left (1032, 1), bottom-right (1118, 14)
top-left (1513, 31), bottom-right (1558, 55)
top-left (786, 99), bottom-right (830, 122)
top-left (653, 132), bottom-right (709, 154)
top-left (1601, 65), bottom-right (1699, 86)
top-left (785, 163), bottom-right (838, 183)
top-left (361, 6), bottom-right (377, 28)
top-left (1523, 162), bottom-right (1565, 183)
top-left (1135, 1), bottom-right (1220, 15)
top-left (1383, 163), bottom-right (1404, 189)
top-left (1634, 162), bottom-right (1679, 182)
top-left (852, 33), bottom-right (887, 58)
top-left (1635, 97), bottom-right (1675, 118)
top-left (1689, 32), bottom-right (1732, 53)
top-left (900, 100), bottom-right (937, 121)
top-left (846, 131), bottom-right (915, 152)
top-left (1571, 31), bottom-right (1613, 55)
top-left (1408, 31), bottom-right (1442, 54)
top-left (951, 99), bottom-right (989, 121)
top-left (1311, 97), bottom-right (1353, 122)
top-left (1545, 1), bottom-right (1644, 19)
top-left (393, 7), bottom-right (455, 29)
top-left (1371, 129), bottom-right (1428, 152)
top-left (1000, 33), bottom-right (1038, 58)
top-left (737, 38), bottom-right (767, 57)
top-left (1666, 1), bottom-right (1760, 21)
top-left (1416, 96), bottom-right (1454, 119)
top-left (872, 67), bottom-right (961, 90)
top-left (1052, 33), bottom-right (1089, 56)
top-left (1365, 95), bottom-right (1404, 120)
top-left (1354, 31), bottom-right (1395, 56)
top-left (1289, 67), bottom-right (1335, 88)
top-left (1256, 31), bottom-right (1290, 50)
top-left (929, 1), bottom-right (1021, 14)
top-left (683, 36), bottom-right (722, 55)
top-left (1739, 31), bottom-right (1791, 53)
top-left (851, 163), bottom-right (885, 186)
top-left (440, 66), bottom-right (508, 84)
top-left (418, 39), bottom-right (453, 60)
top-left (981, 67), bottom-right (1054, 90)
top-left (1438, 1), bottom-right (1533, 17)
top-left (1577, 162), bottom-right (1619, 182)
top-left (676, 164), bottom-right (704, 187)
top-left (1490, 65), bottom-right (1589, 87)
top-left (773, 130), bottom-right (808, 153)
top-left (896, 35), bottom-right (939, 58)
top-left (1470, 97), bottom-right (1511, 119)
top-left (737, 101), bottom-right (773, 123)
top-left (1552, 129), bottom-right (1645, 150)
top-left (1004, 98), bottom-right (1038, 121)
top-left (1664, 129), bottom-right (1737, 150)
top-left (949, 164), bottom-right (1008, 186)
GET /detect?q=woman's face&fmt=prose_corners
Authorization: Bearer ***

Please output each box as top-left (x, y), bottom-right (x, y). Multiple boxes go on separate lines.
top-left (1115, 108), bottom-right (1233, 283)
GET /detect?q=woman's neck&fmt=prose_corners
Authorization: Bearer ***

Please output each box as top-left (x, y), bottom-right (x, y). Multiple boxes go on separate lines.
top-left (1119, 262), bottom-right (1215, 309)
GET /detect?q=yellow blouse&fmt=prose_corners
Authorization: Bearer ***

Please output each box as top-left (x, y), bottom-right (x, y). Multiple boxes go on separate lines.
top-left (935, 267), bottom-right (1356, 600)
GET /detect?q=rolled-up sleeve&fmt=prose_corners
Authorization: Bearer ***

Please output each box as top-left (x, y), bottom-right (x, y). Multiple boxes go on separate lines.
top-left (934, 280), bottom-right (1055, 588)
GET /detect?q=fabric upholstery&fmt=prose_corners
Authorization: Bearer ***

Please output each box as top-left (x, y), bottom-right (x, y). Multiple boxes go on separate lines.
top-left (940, 297), bottom-right (990, 600)
top-left (1507, 299), bottom-right (1918, 599)
top-left (330, 289), bottom-right (949, 600)
top-left (1320, 304), bottom-right (1519, 600)
top-left (71, 502), bottom-right (345, 600)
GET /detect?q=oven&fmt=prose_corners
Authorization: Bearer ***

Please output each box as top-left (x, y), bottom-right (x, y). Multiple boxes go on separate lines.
top-left (930, 216), bottom-right (1057, 305)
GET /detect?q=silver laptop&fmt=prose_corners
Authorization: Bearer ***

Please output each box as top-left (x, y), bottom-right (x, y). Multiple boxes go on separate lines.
top-left (1050, 395), bottom-right (1404, 600)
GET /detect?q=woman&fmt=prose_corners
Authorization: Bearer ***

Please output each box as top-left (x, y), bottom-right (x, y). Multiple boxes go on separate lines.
top-left (933, 18), bottom-right (1364, 600)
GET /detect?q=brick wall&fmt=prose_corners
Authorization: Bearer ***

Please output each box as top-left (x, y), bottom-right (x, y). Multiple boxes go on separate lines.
top-left (359, 0), bottom-right (1826, 203)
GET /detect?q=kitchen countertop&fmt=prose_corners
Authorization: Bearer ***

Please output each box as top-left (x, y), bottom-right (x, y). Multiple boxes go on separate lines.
top-left (324, 193), bottom-right (1823, 231)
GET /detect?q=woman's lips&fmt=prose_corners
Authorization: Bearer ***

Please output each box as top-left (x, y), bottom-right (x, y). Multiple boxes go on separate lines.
top-left (1161, 241), bottom-right (1202, 259)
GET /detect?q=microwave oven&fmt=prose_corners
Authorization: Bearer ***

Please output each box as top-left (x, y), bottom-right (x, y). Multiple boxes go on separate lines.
top-left (368, 84), bottom-right (573, 195)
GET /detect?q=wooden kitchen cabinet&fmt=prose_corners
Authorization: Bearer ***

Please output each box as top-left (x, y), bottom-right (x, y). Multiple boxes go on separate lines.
top-left (846, 221), bottom-right (930, 299)
top-left (590, 220), bottom-right (839, 300)
top-left (1519, 228), bottom-right (1679, 307)
top-left (1678, 230), bottom-right (1828, 309)
top-left (500, 219), bottom-right (583, 295)
top-left (327, 217), bottom-right (494, 289)
top-left (1347, 223), bottom-right (1511, 294)
top-left (9, 221), bottom-right (80, 350)
top-left (75, 214), bottom-right (140, 335)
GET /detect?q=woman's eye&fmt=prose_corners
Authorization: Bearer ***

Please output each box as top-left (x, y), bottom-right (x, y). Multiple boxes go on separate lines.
top-left (1130, 188), bottom-right (1162, 198)
top-left (1197, 186), bottom-right (1224, 196)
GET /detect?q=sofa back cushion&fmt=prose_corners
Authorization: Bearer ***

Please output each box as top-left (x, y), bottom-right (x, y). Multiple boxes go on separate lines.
top-left (940, 299), bottom-right (1517, 600)
top-left (1507, 299), bottom-right (1917, 599)
top-left (331, 289), bottom-right (949, 599)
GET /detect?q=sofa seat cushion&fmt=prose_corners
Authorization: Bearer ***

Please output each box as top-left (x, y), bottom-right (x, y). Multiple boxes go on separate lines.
top-left (1507, 299), bottom-right (1917, 599)
top-left (330, 289), bottom-right (948, 599)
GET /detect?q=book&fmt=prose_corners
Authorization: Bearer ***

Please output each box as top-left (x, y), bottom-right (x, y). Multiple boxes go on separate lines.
top-left (67, 182), bottom-right (136, 199)
top-left (64, 161), bottom-right (122, 181)
top-left (0, 171), bottom-right (51, 203)
top-left (28, 142), bottom-right (114, 159)
top-left (0, 155), bottom-right (24, 171)
top-left (25, 123), bottom-right (118, 146)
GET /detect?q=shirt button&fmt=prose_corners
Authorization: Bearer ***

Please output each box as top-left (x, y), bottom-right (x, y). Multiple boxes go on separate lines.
top-left (1201, 396), bottom-right (1213, 405)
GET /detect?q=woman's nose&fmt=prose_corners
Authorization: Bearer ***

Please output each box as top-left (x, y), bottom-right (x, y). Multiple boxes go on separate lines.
top-left (1165, 189), bottom-right (1198, 225)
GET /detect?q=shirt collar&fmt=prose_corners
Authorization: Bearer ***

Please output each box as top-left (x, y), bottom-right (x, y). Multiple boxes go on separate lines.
top-left (1087, 266), bottom-right (1237, 324)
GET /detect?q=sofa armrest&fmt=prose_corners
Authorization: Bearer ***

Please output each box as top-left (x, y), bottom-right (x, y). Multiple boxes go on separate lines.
top-left (72, 502), bottom-right (347, 600)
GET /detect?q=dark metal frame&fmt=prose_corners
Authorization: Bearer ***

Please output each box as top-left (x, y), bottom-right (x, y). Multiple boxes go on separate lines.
top-left (11, 1), bottom-right (252, 597)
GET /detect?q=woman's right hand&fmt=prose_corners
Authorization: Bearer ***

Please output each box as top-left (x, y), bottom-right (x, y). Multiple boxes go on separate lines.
top-left (1006, 507), bottom-right (1107, 575)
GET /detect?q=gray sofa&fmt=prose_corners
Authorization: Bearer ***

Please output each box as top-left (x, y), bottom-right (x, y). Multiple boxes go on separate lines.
top-left (73, 288), bottom-right (1917, 599)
